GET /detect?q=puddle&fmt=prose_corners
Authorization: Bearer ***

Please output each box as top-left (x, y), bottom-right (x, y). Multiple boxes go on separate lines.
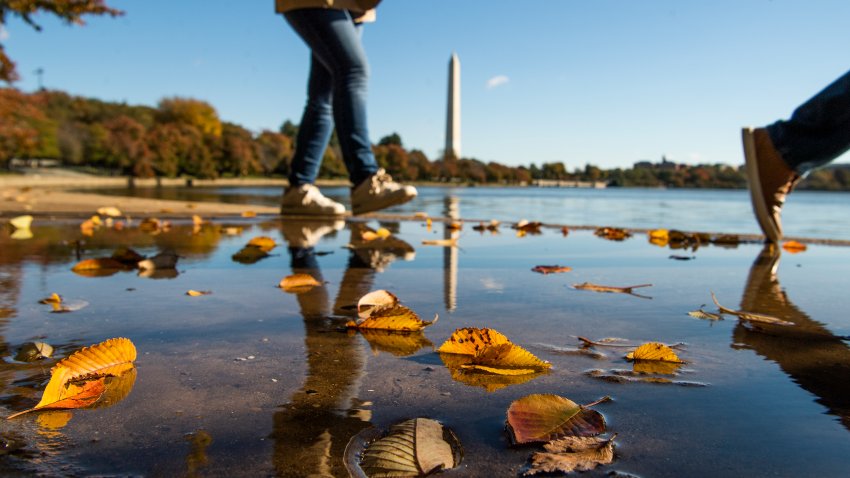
top-left (1, 213), bottom-right (850, 476)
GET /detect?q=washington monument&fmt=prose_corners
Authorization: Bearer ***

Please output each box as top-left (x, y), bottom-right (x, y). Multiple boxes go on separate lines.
top-left (445, 52), bottom-right (461, 160)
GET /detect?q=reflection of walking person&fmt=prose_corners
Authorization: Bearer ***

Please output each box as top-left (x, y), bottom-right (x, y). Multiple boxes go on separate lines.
top-left (277, 0), bottom-right (417, 216)
top-left (743, 70), bottom-right (850, 242)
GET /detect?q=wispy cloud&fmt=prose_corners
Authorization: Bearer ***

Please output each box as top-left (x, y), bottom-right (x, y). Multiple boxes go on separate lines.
top-left (486, 75), bottom-right (509, 89)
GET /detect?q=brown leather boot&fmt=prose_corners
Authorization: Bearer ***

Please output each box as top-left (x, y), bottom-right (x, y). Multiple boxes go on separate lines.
top-left (742, 127), bottom-right (801, 243)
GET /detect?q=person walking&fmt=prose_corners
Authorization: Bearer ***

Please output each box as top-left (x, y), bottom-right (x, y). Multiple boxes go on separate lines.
top-left (277, 0), bottom-right (417, 216)
top-left (743, 69), bottom-right (850, 242)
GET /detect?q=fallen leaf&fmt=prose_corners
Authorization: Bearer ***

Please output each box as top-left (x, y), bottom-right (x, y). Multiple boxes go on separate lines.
top-left (7, 337), bottom-right (137, 419)
top-left (96, 206), bottom-right (122, 217)
top-left (688, 307), bottom-right (722, 321)
top-left (71, 258), bottom-right (131, 277)
top-left (525, 435), bottom-right (616, 475)
top-left (186, 290), bottom-right (212, 297)
top-left (507, 394), bottom-right (609, 444)
top-left (192, 214), bottom-right (204, 226)
top-left (711, 292), bottom-right (793, 326)
top-left (532, 265), bottom-right (572, 274)
top-left (447, 221), bottom-right (463, 231)
top-left (241, 210), bottom-right (257, 218)
top-left (572, 282), bottom-right (652, 299)
top-left (361, 227), bottom-right (392, 241)
top-left (625, 342), bottom-right (685, 363)
top-left (279, 273), bottom-right (321, 293)
top-left (231, 246), bottom-right (269, 264)
top-left (782, 240), bottom-right (807, 254)
top-left (222, 226), bottom-right (243, 235)
top-left (39, 293), bottom-right (62, 305)
top-left (111, 247), bottom-right (145, 266)
top-left (9, 215), bottom-right (33, 230)
top-left (247, 236), bottom-right (277, 251)
top-left (461, 343), bottom-right (551, 375)
top-left (595, 227), bottom-right (631, 241)
top-left (437, 327), bottom-right (510, 355)
top-left (421, 238), bottom-right (458, 247)
top-left (356, 329), bottom-right (433, 357)
top-left (138, 217), bottom-right (162, 233)
top-left (138, 251), bottom-right (179, 270)
top-left (347, 290), bottom-right (436, 331)
top-left (14, 342), bottom-right (54, 362)
top-left (345, 418), bottom-right (462, 478)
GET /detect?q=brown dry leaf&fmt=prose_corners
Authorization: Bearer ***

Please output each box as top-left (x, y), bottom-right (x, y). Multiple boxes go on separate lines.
top-left (7, 337), bottom-right (137, 419)
top-left (595, 227), bottom-right (631, 241)
top-left (782, 240), bottom-right (807, 254)
top-left (625, 342), bottom-right (685, 363)
top-left (437, 327), bottom-right (510, 355)
top-left (507, 394), bottom-right (609, 444)
top-left (572, 282), bottom-right (653, 299)
top-left (186, 290), bottom-right (212, 297)
top-left (279, 273), bottom-right (322, 293)
top-left (525, 435), bottom-right (616, 475)
top-left (421, 238), bottom-right (458, 247)
top-left (711, 292), bottom-right (794, 326)
top-left (241, 210), bottom-right (257, 218)
top-left (231, 246), bottom-right (269, 264)
top-left (247, 236), bottom-right (277, 251)
top-left (531, 265), bottom-right (572, 274)
top-left (347, 290), bottom-right (436, 331)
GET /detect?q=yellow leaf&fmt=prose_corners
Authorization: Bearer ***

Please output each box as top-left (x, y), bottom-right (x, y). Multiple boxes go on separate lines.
top-left (279, 274), bottom-right (321, 293)
top-left (625, 342), bottom-right (684, 363)
top-left (437, 327), bottom-right (510, 355)
top-left (39, 293), bottom-right (62, 305)
top-left (465, 342), bottom-right (551, 373)
top-left (461, 364), bottom-right (539, 375)
top-left (241, 210), bottom-right (257, 218)
top-left (348, 290), bottom-right (435, 331)
top-left (361, 227), bottom-right (392, 241)
top-left (192, 214), bottom-right (204, 225)
top-left (7, 374), bottom-right (106, 419)
top-left (186, 290), bottom-right (212, 297)
top-left (247, 236), bottom-right (276, 251)
top-left (9, 214), bottom-right (33, 230)
top-left (96, 206), bottom-right (122, 217)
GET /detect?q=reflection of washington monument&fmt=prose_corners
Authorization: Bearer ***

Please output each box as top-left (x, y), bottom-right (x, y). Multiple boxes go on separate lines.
top-left (443, 53), bottom-right (461, 311)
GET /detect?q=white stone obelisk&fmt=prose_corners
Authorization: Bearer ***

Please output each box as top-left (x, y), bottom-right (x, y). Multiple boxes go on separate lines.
top-left (445, 53), bottom-right (461, 160)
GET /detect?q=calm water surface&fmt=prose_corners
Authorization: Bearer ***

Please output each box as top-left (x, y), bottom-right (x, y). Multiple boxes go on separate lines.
top-left (94, 186), bottom-right (850, 240)
top-left (1, 215), bottom-right (849, 476)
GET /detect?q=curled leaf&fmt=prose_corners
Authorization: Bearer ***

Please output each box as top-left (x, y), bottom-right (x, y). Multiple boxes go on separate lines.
top-left (507, 394), bottom-right (609, 444)
top-left (14, 342), bottom-right (54, 362)
top-left (347, 291), bottom-right (436, 332)
top-left (625, 342), bottom-right (685, 363)
top-left (186, 290), bottom-right (212, 297)
top-left (345, 418), bottom-right (462, 478)
top-left (572, 282), bottom-right (652, 299)
top-left (39, 293), bottom-right (62, 305)
top-left (711, 292), bottom-right (793, 326)
top-left (279, 274), bottom-right (322, 293)
top-left (525, 435), bottom-right (616, 475)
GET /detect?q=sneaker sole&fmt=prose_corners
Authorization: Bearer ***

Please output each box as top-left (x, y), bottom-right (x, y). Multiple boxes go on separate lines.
top-left (742, 127), bottom-right (781, 243)
top-left (279, 208), bottom-right (349, 217)
top-left (352, 192), bottom-right (417, 216)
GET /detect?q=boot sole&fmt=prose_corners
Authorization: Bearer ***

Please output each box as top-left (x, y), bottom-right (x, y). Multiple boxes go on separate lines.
top-left (352, 192), bottom-right (417, 216)
top-left (742, 127), bottom-right (782, 243)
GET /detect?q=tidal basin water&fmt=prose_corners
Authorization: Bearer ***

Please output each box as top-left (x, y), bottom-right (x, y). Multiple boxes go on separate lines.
top-left (94, 185), bottom-right (850, 240)
top-left (1, 213), bottom-right (850, 476)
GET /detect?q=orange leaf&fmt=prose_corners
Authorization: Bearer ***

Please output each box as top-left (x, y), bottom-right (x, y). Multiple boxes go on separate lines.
top-left (186, 290), bottom-right (212, 297)
top-left (279, 274), bottom-right (322, 293)
top-left (507, 394), bottom-right (608, 444)
top-left (241, 210), bottom-right (257, 218)
top-left (782, 240), bottom-right (807, 254)
top-left (247, 236), bottom-right (277, 251)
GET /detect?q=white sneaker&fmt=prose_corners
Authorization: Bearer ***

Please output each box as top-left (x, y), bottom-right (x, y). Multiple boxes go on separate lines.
top-left (280, 184), bottom-right (346, 216)
top-left (351, 169), bottom-right (417, 215)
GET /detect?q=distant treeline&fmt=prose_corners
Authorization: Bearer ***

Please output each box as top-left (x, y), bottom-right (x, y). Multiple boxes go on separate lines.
top-left (2, 88), bottom-right (849, 190)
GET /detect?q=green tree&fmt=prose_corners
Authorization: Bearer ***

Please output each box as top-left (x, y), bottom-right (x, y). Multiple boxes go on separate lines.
top-left (0, 0), bottom-right (122, 82)
top-left (378, 132), bottom-right (403, 147)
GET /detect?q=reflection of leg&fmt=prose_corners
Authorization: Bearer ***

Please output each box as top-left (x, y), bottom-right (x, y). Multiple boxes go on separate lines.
top-left (274, 240), bottom-right (369, 477)
top-left (736, 246), bottom-right (850, 428)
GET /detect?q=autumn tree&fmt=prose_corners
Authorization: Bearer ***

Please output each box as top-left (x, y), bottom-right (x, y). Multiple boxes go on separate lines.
top-left (0, 88), bottom-right (58, 166)
top-left (255, 130), bottom-right (292, 175)
top-left (0, 0), bottom-right (122, 83)
top-left (102, 115), bottom-right (149, 174)
top-left (147, 123), bottom-right (215, 178)
top-left (157, 97), bottom-right (222, 138)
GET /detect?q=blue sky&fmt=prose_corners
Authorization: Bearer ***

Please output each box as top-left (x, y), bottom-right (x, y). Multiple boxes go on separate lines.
top-left (4, 0), bottom-right (850, 169)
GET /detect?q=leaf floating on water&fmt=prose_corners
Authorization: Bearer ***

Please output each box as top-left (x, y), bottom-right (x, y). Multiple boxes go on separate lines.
top-left (7, 337), bottom-right (137, 419)
top-left (186, 290), bottom-right (212, 297)
top-left (688, 307), bottom-right (722, 321)
top-left (711, 292), bottom-right (794, 326)
top-left (39, 293), bottom-right (62, 305)
top-left (72, 258), bottom-right (130, 273)
top-left (347, 290), bottom-right (435, 331)
top-left (572, 282), bottom-right (652, 299)
top-left (361, 227), bottom-right (392, 242)
top-left (506, 394), bottom-right (609, 444)
top-left (595, 227), bottom-right (631, 241)
top-left (531, 265), bottom-right (572, 274)
top-left (96, 206), bottom-right (122, 217)
top-left (111, 247), bottom-right (145, 266)
top-left (782, 240), bottom-right (807, 254)
top-left (241, 210), bottom-right (257, 218)
top-left (9, 214), bottom-right (33, 230)
top-left (421, 238), bottom-right (458, 247)
top-left (625, 342), bottom-right (685, 363)
top-left (246, 236), bottom-right (277, 251)
top-left (345, 418), bottom-right (462, 478)
top-left (357, 329), bottom-right (434, 357)
top-left (14, 342), bottom-right (54, 362)
top-left (462, 343), bottom-right (551, 375)
top-left (231, 246), bottom-right (270, 264)
top-left (437, 327), bottom-right (510, 355)
top-left (137, 252), bottom-right (179, 270)
top-left (524, 435), bottom-right (616, 475)
top-left (279, 274), bottom-right (322, 293)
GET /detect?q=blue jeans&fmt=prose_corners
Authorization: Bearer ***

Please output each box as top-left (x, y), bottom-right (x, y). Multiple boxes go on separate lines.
top-left (284, 8), bottom-right (379, 187)
top-left (767, 69), bottom-right (850, 173)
